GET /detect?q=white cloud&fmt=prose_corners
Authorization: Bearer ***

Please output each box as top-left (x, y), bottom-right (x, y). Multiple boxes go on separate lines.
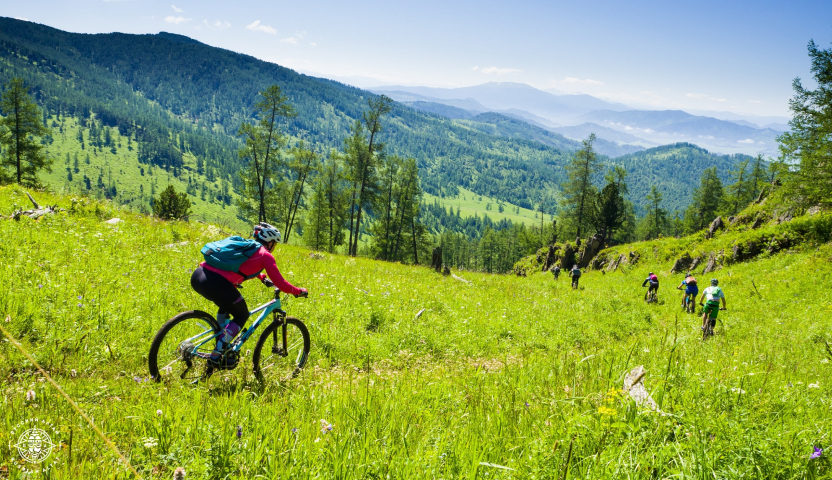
top-left (204, 19), bottom-right (231, 30)
top-left (747, 100), bottom-right (763, 104)
top-left (171, 4), bottom-right (184, 12)
top-left (478, 66), bottom-right (522, 75)
top-left (471, 66), bottom-right (480, 71)
top-left (164, 16), bottom-right (191, 24)
top-left (309, 42), bottom-right (317, 47)
top-left (245, 20), bottom-right (277, 35)
top-left (738, 139), bottom-right (755, 144)
top-left (562, 77), bottom-right (604, 86)
top-left (687, 92), bottom-right (728, 103)
top-left (281, 37), bottom-right (298, 44)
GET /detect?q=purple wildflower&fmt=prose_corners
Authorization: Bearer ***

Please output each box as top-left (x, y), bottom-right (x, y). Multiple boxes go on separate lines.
top-left (77, 295), bottom-right (83, 300)
top-left (133, 376), bottom-right (142, 383)
top-left (77, 303), bottom-right (83, 308)
top-left (292, 428), bottom-right (298, 433)
top-left (525, 402), bottom-right (530, 408)
top-left (811, 446), bottom-right (823, 459)
top-left (236, 426), bottom-right (242, 438)
top-left (38, 284), bottom-right (43, 288)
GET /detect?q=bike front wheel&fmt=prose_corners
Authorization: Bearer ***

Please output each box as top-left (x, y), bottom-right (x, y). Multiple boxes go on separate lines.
top-left (148, 311), bottom-right (221, 384)
top-left (252, 317), bottom-right (311, 384)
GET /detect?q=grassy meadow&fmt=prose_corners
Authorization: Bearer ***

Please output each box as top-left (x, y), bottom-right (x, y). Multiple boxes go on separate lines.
top-left (40, 116), bottom-right (246, 229)
top-left (423, 186), bottom-right (547, 227)
top-left (2, 185), bottom-right (832, 479)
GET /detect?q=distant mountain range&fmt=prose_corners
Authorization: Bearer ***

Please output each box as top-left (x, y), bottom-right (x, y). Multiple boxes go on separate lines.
top-left (374, 82), bottom-right (788, 157)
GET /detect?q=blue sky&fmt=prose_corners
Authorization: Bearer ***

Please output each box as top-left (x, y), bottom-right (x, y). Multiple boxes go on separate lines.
top-left (5, 0), bottom-right (830, 117)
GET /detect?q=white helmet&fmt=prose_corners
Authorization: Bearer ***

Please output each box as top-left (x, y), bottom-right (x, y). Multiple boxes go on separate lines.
top-left (253, 222), bottom-right (281, 244)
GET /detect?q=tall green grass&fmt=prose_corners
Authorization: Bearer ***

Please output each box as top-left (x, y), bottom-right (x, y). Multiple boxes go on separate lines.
top-left (1, 185), bottom-right (831, 479)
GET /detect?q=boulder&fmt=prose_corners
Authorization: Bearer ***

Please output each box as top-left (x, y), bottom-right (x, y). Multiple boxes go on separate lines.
top-left (104, 218), bottom-right (123, 225)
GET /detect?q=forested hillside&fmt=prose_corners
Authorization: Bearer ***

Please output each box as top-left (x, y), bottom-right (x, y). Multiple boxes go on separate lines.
top-left (0, 18), bottom-right (749, 215)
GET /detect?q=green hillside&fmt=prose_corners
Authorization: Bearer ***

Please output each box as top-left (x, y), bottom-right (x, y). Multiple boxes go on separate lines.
top-left (2, 186), bottom-right (832, 478)
top-left (0, 17), bottom-right (748, 223)
top-left (611, 143), bottom-right (755, 214)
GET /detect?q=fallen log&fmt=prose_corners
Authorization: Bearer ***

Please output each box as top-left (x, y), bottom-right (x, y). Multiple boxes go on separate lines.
top-left (9, 191), bottom-right (64, 220)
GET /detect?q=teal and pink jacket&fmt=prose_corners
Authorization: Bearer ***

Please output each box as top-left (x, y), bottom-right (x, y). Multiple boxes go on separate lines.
top-left (200, 246), bottom-right (301, 295)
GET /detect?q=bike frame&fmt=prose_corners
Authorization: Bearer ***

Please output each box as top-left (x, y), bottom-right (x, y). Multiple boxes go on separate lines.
top-left (185, 291), bottom-right (288, 357)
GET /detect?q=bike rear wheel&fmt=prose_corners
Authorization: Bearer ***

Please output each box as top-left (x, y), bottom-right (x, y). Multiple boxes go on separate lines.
top-left (148, 311), bottom-right (221, 384)
top-left (252, 317), bottom-right (310, 384)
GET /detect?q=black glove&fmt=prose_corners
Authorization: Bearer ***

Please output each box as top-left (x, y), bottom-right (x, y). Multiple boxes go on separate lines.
top-left (294, 288), bottom-right (308, 298)
top-left (262, 278), bottom-right (275, 288)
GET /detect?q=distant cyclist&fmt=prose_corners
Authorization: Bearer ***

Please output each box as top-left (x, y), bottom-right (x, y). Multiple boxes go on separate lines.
top-left (676, 272), bottom-right (698, 309)
top-left (190, 222), bottom-right (308, 367)
top-left (552, 265), bottom-right (561, 280)
top-left (570, 265), bottom-right (581, 289)
top-left (642, 271), bottom-right (659, 302)
top-left (699, 278), bottom-right (726, 334)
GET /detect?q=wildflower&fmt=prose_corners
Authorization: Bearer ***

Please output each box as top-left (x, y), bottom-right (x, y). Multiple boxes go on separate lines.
top-left (524, 402), bottom-right (530, 408)
top-left (25, 390), bottom-right (36, 401)
top-left (77, 303), bottom-right (83, 308)
top-left (38, 284), bottom-right (43, 288)
top-left (809, 383), bottom-right (820, 389)
top-left (133, 377), bottom-right (142, 383)
top-left (320, 419), bottom-right (333, 434)
top-left (163, 366), bottom-right (172, 374)
top-left (142, 437), bottom-right (158, 448)
top-left (70, 369), bottom-right (77, 378)
top-left (811, 446), bottom-right (823, 459)
top-left (156, 410), bottom-right (163, 416)
top-left (292, 428), bottom-right (298, 433)
top-left (173, 466), bottom-right (186, 480)
top-left (236, 426), bottom-right (242, 438)
top-left (77, 295), bottom-right (82, 300)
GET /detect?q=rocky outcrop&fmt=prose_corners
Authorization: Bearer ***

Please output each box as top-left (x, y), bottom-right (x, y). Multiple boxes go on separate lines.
top-left (702, 250), bottom-right (725, 274)
top-left (578, 234), bottom-right (604, 268)
top-left (560, 243), bottom-right (576, 270)
top-left (705, 216), bottom-right (724, 239)
top-left (542, 244), bottom-right (561, 272)
top-left (670, 252), bottom-right (695, 273)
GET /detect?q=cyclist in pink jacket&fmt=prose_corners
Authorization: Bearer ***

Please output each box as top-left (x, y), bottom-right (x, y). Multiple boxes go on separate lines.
top-left (190, 222), bottom-right (308, 367)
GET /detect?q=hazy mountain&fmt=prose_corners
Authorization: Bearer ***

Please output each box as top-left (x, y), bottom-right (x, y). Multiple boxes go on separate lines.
top-left (459, 113), bottom-right (643, 158)
top-left (373, 82), bottom-right (629, 123)
top-left (405, 101), bottom-right (477, 119)
top-left (574, 110), bottom-right (781, 156)
top-left (378, 90), bottom-right (488, 112)
top-left (551, 123), bottom-right (656, 147)
top-left (684, 109), bottom-right (790, 129)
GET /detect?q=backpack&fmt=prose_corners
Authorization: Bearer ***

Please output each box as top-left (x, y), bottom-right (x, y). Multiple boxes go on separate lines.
top-left (572, 268), bottom-right (581, 277)
top-left (649, 274), bottom-right (658, 282)
top-left (685, 275), bottom-right (697, 286)
top-left (201, 236), bottom-right (262, 279)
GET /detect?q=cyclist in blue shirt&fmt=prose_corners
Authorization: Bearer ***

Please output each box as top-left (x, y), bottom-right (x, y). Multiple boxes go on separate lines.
top-left (676, 272), bottom-right (699, 309)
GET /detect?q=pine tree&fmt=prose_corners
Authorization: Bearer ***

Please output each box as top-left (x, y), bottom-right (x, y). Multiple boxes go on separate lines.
top-left (685, 167), bottom-right (725, 232)
top-left (559, 134), bottom-right (601, 239)
top-left (726, 159), bottom-right (751, 215)
top-left (0, 78), bottom-right (52, 186)
top-left (236, 85), bottom-right (296, 224)
top-left (304, 153), bottom-right (348, 253)
top-left (284, 140), bottom-right (320, 244)
top-left (778, 40), bottom-right (832, 207)
top-left (153, 185), bottom-right (191, 220)
top-left (644, 186), bottom-right (667, 240)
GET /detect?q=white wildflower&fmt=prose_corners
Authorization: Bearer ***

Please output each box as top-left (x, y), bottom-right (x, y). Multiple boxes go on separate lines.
top-left (809, 383), bottom-right (820, 389)
top-left (25, 390), bottom-right (36, 401)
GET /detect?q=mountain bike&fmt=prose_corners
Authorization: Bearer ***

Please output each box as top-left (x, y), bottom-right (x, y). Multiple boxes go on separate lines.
top-left (682, 293), bottom-right (696, 313)
top-left (644, 286), bottom-right (658, 304)
top-left (701, 307), bottom-right (727, 340)
top-left (148, 290), bottom-right (310, 385)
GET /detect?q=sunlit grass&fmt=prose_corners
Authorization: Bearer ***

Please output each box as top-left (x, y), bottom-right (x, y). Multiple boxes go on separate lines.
top-left (1, 185), bottom-right (831, 478)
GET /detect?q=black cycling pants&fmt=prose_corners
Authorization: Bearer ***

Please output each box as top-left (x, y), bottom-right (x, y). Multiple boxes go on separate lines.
top-left (190, 266), bottom-right (250, 328)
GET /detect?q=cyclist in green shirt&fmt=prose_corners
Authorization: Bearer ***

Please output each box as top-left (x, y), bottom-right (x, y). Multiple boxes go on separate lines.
top-left (698, 278), bottom-right (727, 334)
